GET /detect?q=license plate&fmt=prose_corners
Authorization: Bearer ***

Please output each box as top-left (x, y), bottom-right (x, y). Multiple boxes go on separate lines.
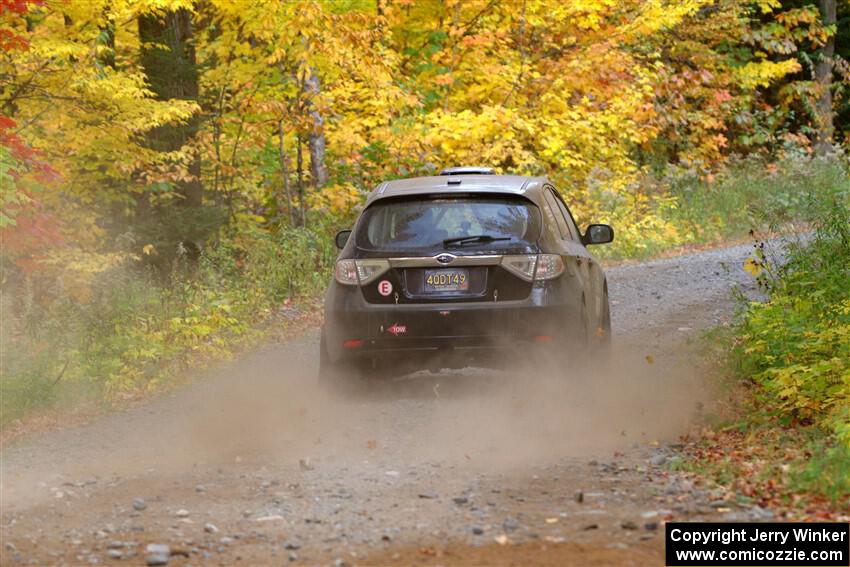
top-left (423, 269), bottom-right (470, 293)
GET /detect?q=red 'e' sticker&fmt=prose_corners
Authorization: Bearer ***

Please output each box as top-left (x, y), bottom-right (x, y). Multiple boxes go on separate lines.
top-left (378, 280), bottom-right (393, 296)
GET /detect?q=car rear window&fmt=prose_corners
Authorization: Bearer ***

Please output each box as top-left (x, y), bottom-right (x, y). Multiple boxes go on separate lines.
top-left (356, 196), bottom-right (542, 251)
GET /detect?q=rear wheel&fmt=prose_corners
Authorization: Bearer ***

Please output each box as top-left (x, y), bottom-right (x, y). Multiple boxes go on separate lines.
top-left (573, 299), bottom-right (593, 368)
top-left (318, 331), bottom-right (361, 394)
top-left (541, 300), bottom-right (590, 374)
top-left (596, 292), bottom-right (612, 352)
top-left (579, 300), bottom-right (590, 348)
top-left (566, 297), bottom-right (590, 359)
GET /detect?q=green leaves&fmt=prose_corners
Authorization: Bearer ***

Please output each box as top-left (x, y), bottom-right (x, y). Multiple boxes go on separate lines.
top-left (737, 195), bottom-right (850, 446)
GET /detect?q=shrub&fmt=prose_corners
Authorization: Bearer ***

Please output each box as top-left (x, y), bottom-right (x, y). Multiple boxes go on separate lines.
top-left (735, 166), bottom-right (850, 448)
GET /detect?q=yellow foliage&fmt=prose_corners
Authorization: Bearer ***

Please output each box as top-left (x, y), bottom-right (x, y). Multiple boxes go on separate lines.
top-left (3, 0), bottom-right (830, 238)
top-left (309, 183), bottom-right (365, 214)
top-left (44, 249), bottom-right (133, 305)
top-left (734, 59), bottom-right (802, 90)
top-left (744, 257), bottom-right (763, 277)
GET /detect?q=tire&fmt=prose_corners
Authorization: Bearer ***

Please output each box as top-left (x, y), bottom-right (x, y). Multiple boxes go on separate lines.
top-left (574, 299), bottom-right (594, 366)
top-left (596, 292), bottom-right (612, 352)
top-left (544, 299), bottom-right (590, 373)
top-left (578, 299), bottom-right (590, 347)
top-left (568, 297), bottom-right (590, 359)
top-left (318, 331), bottom-right (361, 394)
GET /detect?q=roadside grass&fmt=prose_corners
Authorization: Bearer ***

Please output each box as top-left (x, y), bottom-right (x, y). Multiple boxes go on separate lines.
top-left (683, 161), bottom-right (850, 516)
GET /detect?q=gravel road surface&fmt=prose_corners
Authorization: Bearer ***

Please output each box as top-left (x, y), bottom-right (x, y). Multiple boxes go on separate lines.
top-left (1, 242), bottom-right (766, 566)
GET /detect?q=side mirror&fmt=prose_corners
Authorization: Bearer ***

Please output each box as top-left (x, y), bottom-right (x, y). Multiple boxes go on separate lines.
top-left (335, 230), bottom-right (352, 250)
top-left (583, 224), bottom-right (614, 245)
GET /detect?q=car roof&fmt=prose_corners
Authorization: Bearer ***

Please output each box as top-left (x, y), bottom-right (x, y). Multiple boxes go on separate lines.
top-left (366, 174), bottom-right (549, 205)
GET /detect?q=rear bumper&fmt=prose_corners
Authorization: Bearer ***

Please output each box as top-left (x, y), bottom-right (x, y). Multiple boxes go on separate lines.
top-left (323, 283), bottom-right (582, 364)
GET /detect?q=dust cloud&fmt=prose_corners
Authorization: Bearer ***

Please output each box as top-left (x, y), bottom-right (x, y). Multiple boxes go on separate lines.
top-left (174, 339), bottom-right (709, 471)
top-left (1, 333), bottom-right (711, 509)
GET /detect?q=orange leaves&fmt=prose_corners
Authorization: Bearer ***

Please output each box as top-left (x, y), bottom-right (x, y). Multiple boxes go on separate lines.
top-left (0, 0), bottom-right (42, 51)
top-left (0, 201), bottom-right (64, 274)
top-left (712, 90), bottom-right (733, 106)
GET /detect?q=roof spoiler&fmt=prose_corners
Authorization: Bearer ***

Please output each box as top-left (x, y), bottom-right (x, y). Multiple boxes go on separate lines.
top-left (439, 166), bottom-right (495, 176)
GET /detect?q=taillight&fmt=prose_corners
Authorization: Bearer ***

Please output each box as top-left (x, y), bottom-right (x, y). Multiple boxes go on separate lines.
top-left (335, 259), bottom-right (358, 285)
top-left (355, 259), bottom-right (390, 284)
top-left (534, 254), bottom-right (565, 280)
top-left (501, 254), bottom-right (565, 281)
top-left (501, 255), bottom-right (538, 281)
top-left (334, 259), bottom-right (390, 286)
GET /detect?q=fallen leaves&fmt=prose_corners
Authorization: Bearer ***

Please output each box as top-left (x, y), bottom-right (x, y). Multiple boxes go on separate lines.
top-left (684, 424), bottom-right (850, 520)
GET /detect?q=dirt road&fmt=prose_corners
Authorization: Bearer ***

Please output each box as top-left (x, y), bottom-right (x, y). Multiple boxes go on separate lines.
top-left (1, 243), bottom-right (770, 566)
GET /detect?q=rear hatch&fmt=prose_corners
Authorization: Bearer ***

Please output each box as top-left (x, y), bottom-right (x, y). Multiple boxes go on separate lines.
top-left (354, 194), bottom-right (542, 305)
top-left (352, 194), bottom-right (543, 343)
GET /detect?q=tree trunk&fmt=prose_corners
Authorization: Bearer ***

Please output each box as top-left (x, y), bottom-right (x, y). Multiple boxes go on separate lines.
top-left (375, 0), bottom-right (387, 47)
top-left (296, 134), bottom-right (307, 228)
top-left (277, 120), bottom-right (294, 225)
top-left (814, 0), bottom-right (837, 155)
top-left (303, 70), bottom-right (328, 189)
top-left (138, 8), bottom-right (203, 207)
top-left (443, 0), bottom-right (460, 112)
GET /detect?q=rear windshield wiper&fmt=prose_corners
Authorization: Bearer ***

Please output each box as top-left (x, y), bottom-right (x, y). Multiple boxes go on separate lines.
top-left (443, 234), bottom-right (512, 247)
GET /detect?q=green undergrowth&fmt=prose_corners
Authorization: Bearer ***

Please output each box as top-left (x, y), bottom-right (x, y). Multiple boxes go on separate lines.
top-left (0, 223), bottom-right (336, 427)
top-left (591, 151), bottom-right (847, 260)
top-left (687, 164), bottom-right (850, 511)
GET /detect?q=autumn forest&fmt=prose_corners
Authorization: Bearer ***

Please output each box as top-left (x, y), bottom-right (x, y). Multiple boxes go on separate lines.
top-left (1, 0), bottom-right (849, 512)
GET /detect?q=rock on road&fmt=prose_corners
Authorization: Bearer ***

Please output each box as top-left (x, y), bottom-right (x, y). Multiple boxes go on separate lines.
top-left (1, 243), bottom-right (761, 566)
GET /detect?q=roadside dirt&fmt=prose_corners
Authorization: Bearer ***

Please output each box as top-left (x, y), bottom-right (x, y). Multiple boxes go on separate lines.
top-left (1, 242), bottom-right (766, 566)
